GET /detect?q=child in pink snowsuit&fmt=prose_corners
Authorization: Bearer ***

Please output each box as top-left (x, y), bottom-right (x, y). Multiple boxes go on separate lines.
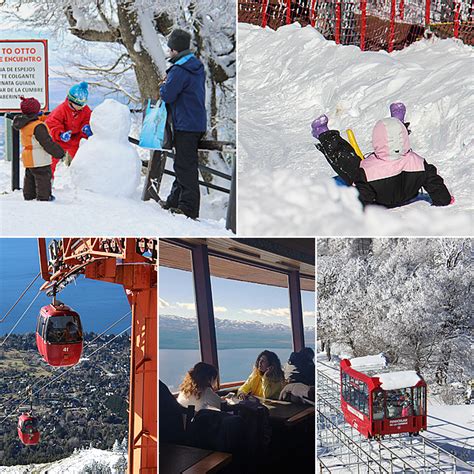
top-left (312, 103), bottom-right (453, 208)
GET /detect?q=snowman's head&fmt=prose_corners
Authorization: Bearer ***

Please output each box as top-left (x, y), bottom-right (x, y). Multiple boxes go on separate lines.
top-left (89, 99), bottom-right (131, 141)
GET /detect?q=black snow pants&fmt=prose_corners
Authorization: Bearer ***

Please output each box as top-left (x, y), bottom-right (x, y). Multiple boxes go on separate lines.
top-left (316, 130), bottom-right (361, 186)
top-left (23, 165), bottom-right (52, 201)
top-left (166, 131), bottom-right (203, 219)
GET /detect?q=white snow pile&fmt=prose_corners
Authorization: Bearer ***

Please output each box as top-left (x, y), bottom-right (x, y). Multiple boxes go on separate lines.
top-left (70, 99), bottom-right (140, 198)
top-left (350, 353), bottom-right (387, 371)
top-left (375, 370), bottom-right (422, 390)
top-left (0, 447), bottom-right (126, 474)
top-left (238, 22), bottom-right (473, 236)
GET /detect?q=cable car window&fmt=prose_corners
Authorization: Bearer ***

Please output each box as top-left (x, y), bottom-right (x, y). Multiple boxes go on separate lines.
top-left (36, 315), bottom-right (42, 334)
top-left (372, 390), bottom-right (384, 420)
top-left (46, 315), bottom-right (82, 344)
top-left (21, 418), bottom-right (38, 433)
top-left (342, 374), bottom-right (368, 416)
top-left (418, 386), bottom-right (426, 416)
top-left (37, 314), bottom-right (47, 338)
top-left (386, 388), bottom-right (413, 418)
top-left (413, 387), bottom-right (421, 415)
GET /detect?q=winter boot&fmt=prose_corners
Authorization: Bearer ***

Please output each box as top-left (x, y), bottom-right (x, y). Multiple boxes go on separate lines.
top-left (169, 206), bottom-right (197, 220)
top-left (390, 102), bottom-right (406, 122)
top-left (158, 198), bottom-right (171, 210)
top-left (311, 114), bottom-right (329, 139)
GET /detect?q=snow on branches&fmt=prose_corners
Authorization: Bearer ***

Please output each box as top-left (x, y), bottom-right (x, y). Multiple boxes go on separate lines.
top-left (317, 238), bottom-right (472, 394)
top-left (2, 0), bottom-right (236, 140)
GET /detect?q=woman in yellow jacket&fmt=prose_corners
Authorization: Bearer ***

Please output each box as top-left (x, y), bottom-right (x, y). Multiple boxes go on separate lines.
top-left (238, 350), bottom-right (286, 400)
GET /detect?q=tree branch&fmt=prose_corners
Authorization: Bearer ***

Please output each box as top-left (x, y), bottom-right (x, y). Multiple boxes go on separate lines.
top-left (65, 6), bottom-right (120, 43)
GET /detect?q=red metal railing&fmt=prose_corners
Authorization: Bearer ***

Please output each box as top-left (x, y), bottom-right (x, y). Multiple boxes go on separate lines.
top-left (238, 0), bottom-right (474, 52)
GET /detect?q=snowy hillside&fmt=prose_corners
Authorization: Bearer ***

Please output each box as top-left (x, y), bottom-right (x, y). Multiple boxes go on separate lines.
top-left (160, 314), bottom-right (315, 349)
top-left (0, 447), bottom-right (126, 474)
top-left (238, 23), bottom-right (473, 236)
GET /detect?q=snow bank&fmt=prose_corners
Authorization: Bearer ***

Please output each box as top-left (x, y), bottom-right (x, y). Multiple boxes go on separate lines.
top-left (375, 370), bottom-right (421, 390)
top-left (350, 353), bottom-right (387, 371)
top-left (0, 447), bottom-right (125, 473)
top-left (238, 22), bottom-right (473, 236)
top-left (0, 160), bottom-right (230, 236)
top-left (70, 99), bottom-right (140, 198)
top-left (0, 102), bottom-right (231, 235)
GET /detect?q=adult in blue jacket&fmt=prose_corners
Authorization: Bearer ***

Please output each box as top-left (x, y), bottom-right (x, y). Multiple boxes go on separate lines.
top-left (160, 29), bottom-right (207, 219)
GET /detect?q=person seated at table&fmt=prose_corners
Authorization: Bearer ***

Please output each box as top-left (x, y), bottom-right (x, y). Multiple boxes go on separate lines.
top-left (238, 350), bottom-right (286, 400)
top-left (177, 362), bottom-right (222, 412)
top-left (284, 347), bottom-right (315, 386)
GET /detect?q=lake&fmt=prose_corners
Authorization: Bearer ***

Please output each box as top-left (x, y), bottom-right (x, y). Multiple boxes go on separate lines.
top-left (0, 238), bottom-right (131, 335)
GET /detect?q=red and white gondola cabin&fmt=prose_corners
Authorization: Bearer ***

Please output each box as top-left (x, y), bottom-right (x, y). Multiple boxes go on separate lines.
top-left (36, 303), bottom-right (83, 367)
top-left (340, 358), bottom-right (427, 439)
top-left (17, 413), bottom-right (40, 445)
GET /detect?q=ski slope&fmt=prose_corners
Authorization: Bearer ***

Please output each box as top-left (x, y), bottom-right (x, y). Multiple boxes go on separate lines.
top-left (0, 159), bottom-right (231, 236)
top-left (238, 23), bottom-right (473, 236)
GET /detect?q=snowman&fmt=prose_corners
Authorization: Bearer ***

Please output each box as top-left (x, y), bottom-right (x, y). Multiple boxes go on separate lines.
top-left (70, 99), bottom-right (141, 198)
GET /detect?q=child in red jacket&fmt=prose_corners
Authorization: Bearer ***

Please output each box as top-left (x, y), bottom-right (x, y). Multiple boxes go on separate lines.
top-left (46, 82), bottom-right (92, 177)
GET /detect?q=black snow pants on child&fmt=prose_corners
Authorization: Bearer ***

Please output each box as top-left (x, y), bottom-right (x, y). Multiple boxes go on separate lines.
top-left (315, 130), bottom-right (361, 186)
top-left (23, 165), bottom-right (52, 201)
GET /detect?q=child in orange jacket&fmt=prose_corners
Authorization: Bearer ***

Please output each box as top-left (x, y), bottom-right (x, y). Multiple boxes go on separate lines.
top-left (13, 97), bottom-right (65, 201)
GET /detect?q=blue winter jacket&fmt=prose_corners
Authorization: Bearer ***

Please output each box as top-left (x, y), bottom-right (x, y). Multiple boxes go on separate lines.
top-left (160, 54), bottom-right (207, 133)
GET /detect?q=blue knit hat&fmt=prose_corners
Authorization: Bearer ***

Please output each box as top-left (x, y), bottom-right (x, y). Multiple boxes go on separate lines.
top-left (68, 82), bottom-right (89, 105)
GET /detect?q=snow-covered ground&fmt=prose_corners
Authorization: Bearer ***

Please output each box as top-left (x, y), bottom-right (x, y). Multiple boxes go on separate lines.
top-left (238, 22), bottom-right (473, 236)
top-left (425, 402), bottom-right (473, 462)
top-left (0, 104), bottom-right (232, 240)
top-left (0, 159), bottom-right (230, 236)
top-left (0, 447), bottom-right (125, 474)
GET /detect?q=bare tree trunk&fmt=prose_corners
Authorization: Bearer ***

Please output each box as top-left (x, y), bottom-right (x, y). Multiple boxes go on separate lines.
top-left (326, 340), bottom-right (331, 361)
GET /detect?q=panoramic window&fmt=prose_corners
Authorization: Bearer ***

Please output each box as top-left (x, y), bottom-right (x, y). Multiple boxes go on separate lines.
top-left (209, 258), bottom-right (294, 385)
top-left (301, 288), bottom-right (315, 350)
top-left (158, 250), bottom-right (200, 393)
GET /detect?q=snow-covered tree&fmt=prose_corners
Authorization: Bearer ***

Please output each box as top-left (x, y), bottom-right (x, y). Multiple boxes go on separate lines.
top-left (318, 238), bottom-right (473, 399)
top-left (112, 439), bottom-right (120, 452)
top-left (3, 0), bottom-right (235, 140)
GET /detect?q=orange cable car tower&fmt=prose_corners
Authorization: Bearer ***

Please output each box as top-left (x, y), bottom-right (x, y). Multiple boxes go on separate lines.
top-left (38, 238), bottom-right (157, 474)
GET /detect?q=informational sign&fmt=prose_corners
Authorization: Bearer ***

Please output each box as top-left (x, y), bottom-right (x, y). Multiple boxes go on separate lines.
top-left (0, 39), bottom-right (49, 112)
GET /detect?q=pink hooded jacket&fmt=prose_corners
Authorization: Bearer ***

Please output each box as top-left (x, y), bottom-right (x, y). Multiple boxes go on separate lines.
top-left (354, 118), bottom-right (451, 207)
top-left (360, 117), bottom-right (425, 182)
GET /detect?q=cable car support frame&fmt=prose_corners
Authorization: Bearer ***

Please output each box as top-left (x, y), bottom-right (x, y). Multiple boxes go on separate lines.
top-left (38, 237), bottom-right (157, 474)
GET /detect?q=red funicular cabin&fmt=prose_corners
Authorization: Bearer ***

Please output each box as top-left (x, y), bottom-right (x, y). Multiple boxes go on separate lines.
top-left (340, 358), bottom-right (427, 439)
top-left (17, 413), bottom-right (40, 445)
top-left (36, 303), bottom-right (83, 367)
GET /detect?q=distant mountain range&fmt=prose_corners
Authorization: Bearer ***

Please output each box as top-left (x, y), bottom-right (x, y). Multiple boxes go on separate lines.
top-left (159, 314), bottom-right (315, 350)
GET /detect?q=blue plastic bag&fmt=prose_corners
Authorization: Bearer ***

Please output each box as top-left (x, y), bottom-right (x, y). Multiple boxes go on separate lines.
top-left (139, 99), bottom-right (168, 149)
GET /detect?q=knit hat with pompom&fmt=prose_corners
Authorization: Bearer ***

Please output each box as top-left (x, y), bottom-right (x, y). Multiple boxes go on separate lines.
top-left (20, 96), bottom-right (41, 115)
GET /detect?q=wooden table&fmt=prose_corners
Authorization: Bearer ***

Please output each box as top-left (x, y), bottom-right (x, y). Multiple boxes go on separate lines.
top-left (260, 399), bottom-right (315, 426)
top-left (160, 443), bottom-right (232, 474)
